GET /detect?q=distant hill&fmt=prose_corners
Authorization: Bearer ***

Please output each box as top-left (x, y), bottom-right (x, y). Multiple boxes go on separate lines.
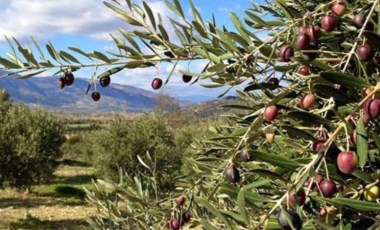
top-left (0, 76), bottom-right (160, 113)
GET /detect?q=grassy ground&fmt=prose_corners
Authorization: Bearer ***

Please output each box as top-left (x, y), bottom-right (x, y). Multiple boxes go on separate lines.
top-left (0, 160), bottom-right (96, 230)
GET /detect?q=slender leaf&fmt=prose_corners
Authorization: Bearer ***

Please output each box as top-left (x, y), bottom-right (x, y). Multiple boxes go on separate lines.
top-left (356, 120), bottom-right (368, 168)
top-left (320, 71), bottom-right (370, 88)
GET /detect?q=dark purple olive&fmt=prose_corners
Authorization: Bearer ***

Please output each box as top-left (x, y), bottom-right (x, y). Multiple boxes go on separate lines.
top-left (306, 25), bottom-right (321, 42)
top-left (151, 78), bottom-right (163, 90)
top-left (356, 43), bottom-right (374, 61)
top-left (288, 189), bottom-right (306, 208)
top-left (268, 77), bottom-right (280, 86)
top-left (350, 129), bottom-right (357, 146)
top-left (182, 212), bottom-right (191, 223)
top-left (224, 165), bottom-right (240, 183)
top-left (91, 91), bottom-right (101, 102)
top-left (182, 74), bottom-right (192, 83)
top-left (313, 139), bottom-right (326, 153)
top-left (171, 219), bottom-right (180, 230)
top-left (99, 75), bottom-right (111, 87)
top-left (298, 26), bottom-right (308, 35)
top-left (278, 209), bottom-right (302, 230)
top-left (320, 179), bottom-right (336, 197)
top-left (295, 34), bottom-right (310, 50)
top-left (278, 45), bottom-right (294, 62)
top-left (64, 72), bottom-right (74, 86)
top-left (363, 99), bottom-right (380, 119)
top-left (59, 77), bottom-right (66, 89)
top-left (353, 13), bottom-right (366, 28)
top-left (321, 14), bottom-right (337, 32)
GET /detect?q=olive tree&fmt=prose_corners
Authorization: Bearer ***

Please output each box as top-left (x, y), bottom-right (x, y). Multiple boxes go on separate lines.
top-left (1, 0), bottom-right (380, 228)
top-left (0, 93), bottom-right (65, 190)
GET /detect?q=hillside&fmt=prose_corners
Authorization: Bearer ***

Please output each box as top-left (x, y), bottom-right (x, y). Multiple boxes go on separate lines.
top-left (0, 76), bottom-right (159, 113)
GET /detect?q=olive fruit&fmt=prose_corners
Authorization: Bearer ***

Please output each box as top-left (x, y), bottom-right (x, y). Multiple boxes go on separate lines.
top-left (224, 165), bottom-right (240, 183)
top-left (175, 196), bottom-right (185, 207)
top-left (171, 219), bottom-right (180, 230)
top-left (300, 93), bottom-right (315, 110)
top-left (298, 26), bottom-right (308, 35)
top-left (350, 129), bottom-right (357, 146)
top-left (100, 75), bottom-right (111, 87)
top-left (91, 91), bottom-right (101, 102)
top-left (268, 77), bottom-right (280, 86)
top-left (356, 43), bottom-right (374, 61)
top-left (182, 212), bottom-right (191, 223)
top-left (278, 45), bottom-right (294, 62)
top-left (306, 25), bottom-right (321, 42)
top-left (332, 1), bottom-right (346, 17)
top-left (321, 14), bottom-right (337, 32)
top-left (264, 105), bottom-right (278, 121)
top-left (239, 148), bottom-right (251, 162)
top-left (363, 99), bottom-right (380, 119)
top-left (64, 72), bottom-right (74, 86)
top-left (313, 139), bottom-right (326, 153)
top-left (320, 179), bottom-right (336, 197)
top-left (182, 74), bottom-right (192, 83)
top-left (295, 34), bottom-right (310, 50)
top-left (364, 185), bottom-right (380, 202)
top-left (337, 151), bottom-right (358, 174)
top-left (302, 45), bottom-right (318, 61)
top-left (151, 78), bottom-right (163, 90)
top-left (353, 13), bottom-right (366, 28)
top-left (59, 77), bottom-right (66, 89)
top-left (277, 209), bottom-right (302, 230)
top-left (288, 189), bottom-right (306, 208)
top-left (298, 65), bottom-right (311, 76)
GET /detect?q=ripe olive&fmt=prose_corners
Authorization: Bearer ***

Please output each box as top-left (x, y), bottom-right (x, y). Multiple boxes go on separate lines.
top-left (151, 78), bottom-right (163, 90)
top-left (320, 179), bottom-right (336, 197)
top-left (306, 25), bottom-right (321, 42)
top-left (278, 45), bottom-right (294, 62)
top-left (100, 75), bottom-right (111, 87)
top-left (337, 151), bottom-right (358, 174)
top-left (288, 189), bottom-right (306, 208)
top-left (321, 14), bottom-right (337, 32)
top-left (182, 212), bottom-right (191, 223)
top-left (171, 219), bottom-right (180, 230)
top-left (91, 91), bottom-right (101, 102)
top-left (350, 129), bottom-right (357, 146)
top-left (277, 209), bottom-right (302, 230)
top-left (64, 72), bottom-right (75, 86)
top-left (356, 43), bottom-right (374, 61)
top-left (295, 34), bottom-right (310, 50)
top-left (59, 77), bottom-right (66, 89)
top-left (175, 196), bottom-right (185, 207)
top-left (264, 104), bottom-right (278, 121)
top-left (363, 99), bottom-right (380, 119)
top-left (224, 165), bottom-right (240, 183)
top-left (182, 74), bottom-right (192, 83)
top-left (353, 13), bottom-right (366, 28)
top-left (298, 65), bottom-right (311, 76)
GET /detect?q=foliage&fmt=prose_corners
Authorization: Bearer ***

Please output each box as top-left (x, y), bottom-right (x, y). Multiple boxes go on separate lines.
top-left (0, 93), bottom-right (65, 190)
top-left (89, 115), bottom-right (183, 192)
top-left (2, 0), bottom-right (380, 229)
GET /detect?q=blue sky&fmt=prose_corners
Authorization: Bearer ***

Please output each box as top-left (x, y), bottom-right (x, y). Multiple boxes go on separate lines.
top-left (0, 0), bottom-right (258, 101)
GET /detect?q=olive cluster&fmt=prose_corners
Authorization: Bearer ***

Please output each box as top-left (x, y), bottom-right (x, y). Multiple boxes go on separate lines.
top-left (166, 196), bottom-right (192, 230)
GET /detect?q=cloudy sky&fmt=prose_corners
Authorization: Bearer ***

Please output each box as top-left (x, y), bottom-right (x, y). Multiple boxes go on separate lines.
top-left (0, 0), bottom-right (257, 101)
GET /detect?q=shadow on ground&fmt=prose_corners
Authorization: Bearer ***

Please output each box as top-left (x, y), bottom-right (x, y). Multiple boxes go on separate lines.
top-left (9, 216), bottom-right (89, 230)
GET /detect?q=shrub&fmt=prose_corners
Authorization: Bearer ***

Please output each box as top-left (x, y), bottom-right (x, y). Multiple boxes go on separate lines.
top-left (0, 95), bottom-right (65, 190)
top-left (91, 115), bottom-right (182, 192)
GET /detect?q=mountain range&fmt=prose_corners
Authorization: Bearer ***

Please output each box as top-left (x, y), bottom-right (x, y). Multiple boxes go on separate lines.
top-left (0, 75), bottom-right (163, 113)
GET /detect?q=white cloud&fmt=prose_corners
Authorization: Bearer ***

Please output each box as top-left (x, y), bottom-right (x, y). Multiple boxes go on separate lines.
top-left (0, 0), bottom-right (176, 41)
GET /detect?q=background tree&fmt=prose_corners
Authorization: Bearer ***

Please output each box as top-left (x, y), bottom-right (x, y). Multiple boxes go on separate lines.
top-left (0, 94), bottom-right (65, 191)
top-left (1, 0), bottom-right (380, 229)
